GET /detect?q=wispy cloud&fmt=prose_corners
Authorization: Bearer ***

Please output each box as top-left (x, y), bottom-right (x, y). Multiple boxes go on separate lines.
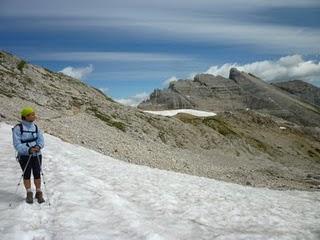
top-left (2, 1), bottom-right (319, 54)
top-left (162, 76), bottom-right (178, 87)
top-left (205, 55), bottom-right (320, 82)
top-left (132, 19), bottom-right (320, 54)
top-left (2, 0), bottom-right (319, 18)
top-left (59, 64), bottom-right (93, 79)
top-left (31, 52), bottom-right (191, 62)
top-left (115, 92), bottom-right (149, 107)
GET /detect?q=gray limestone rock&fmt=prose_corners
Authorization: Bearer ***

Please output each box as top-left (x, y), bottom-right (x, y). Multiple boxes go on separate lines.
top-left (139, 68), bottom-right (320, 127)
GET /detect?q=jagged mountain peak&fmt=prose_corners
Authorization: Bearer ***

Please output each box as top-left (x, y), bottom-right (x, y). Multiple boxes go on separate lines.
top-left (138, 68), bottom-right (320, 127)
top-left (229, 67), bottom-right (241, 79)
top-left (193, 73), bottom-right (234, 87)
top-left (229, 67), bottom-right (264, 86)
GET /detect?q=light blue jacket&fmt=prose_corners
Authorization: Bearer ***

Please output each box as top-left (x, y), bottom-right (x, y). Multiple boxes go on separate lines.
top-left (12, 120), bottom-right (44, 157)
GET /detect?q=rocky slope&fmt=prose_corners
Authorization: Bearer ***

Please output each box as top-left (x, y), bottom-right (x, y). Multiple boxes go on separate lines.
top-left (1, 51), bottom-right (320, 191)
top-left (138, 69), bottom-right (320, 127)
top-left (271, 80), bottom-right (320, 107)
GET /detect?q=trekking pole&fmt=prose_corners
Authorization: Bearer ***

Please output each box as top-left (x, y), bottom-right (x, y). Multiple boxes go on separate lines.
top-left (37, 154), bottom-right (51, 206)
top-left (9, 154), bottom-right (33, 208)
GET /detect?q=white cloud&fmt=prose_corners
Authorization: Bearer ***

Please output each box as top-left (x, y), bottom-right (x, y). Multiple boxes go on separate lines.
top-left (59, 64), bottom-right (93, 79)
top-left (98, 87), bottom-right (109, 94)
top-left (205, 55), bottom-right (320, 82)
top-left (3, 0), bottom-right (319, 18)
top-left (115, 92), bottom-right (149, 107)
top-left (163, 76), bottom-right (178, 87)
top-left (112, 55), bottom-right (320, 109)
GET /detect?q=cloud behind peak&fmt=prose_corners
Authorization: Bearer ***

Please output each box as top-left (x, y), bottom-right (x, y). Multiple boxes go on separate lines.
top-left (205, 55), bottom-right (320, 82)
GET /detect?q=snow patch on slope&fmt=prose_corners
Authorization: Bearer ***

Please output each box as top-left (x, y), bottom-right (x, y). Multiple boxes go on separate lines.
top-left (0, 122), bottom-right (319, 240)
top-left (143, 109), bottom-right (216, 117)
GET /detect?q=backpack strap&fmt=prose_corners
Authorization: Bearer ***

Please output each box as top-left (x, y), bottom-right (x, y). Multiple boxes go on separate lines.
top-left (19, 123), bottom-right (23, 135)
top-left (12, 123), bottom-right (22, 134)
top-left (17, 123), bottom-right (38, 134)
top-left (13, 122), bottom-right (39, 145)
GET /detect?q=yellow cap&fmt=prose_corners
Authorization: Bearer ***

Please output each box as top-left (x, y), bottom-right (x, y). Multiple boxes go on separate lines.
top-left (21, 107), bottom-right (35, 117)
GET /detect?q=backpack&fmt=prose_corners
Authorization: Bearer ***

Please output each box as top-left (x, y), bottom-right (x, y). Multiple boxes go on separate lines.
top-left (14, 122), bottom-right (39, 143)
top-left (12, 123), bottom-right (39, 160)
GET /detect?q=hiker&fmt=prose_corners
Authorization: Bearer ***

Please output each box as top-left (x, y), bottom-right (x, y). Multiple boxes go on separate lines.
top-left (12, 107), bottom-right (45, 204)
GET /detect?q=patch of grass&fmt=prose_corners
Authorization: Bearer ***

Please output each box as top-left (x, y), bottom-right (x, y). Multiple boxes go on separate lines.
top-left (111, 113), bottom-right (118, 118)
top-left (176, 112), bottom-right (277, 155)
top-left (246, 137), bottom-right (268, 152)
top-left (203, 116), bottom-right (239, 136)
top-left (203, 115), bottom-right (275, 154)
top-left (112, 121), bottom-right (126, 132)
top-left (17, 60), bottom-right (26, 72)
top-left (175, 112), bottom-right (200, 124)
top-left (88, 107), bottom-right (126, 132)
top-left (176, 113), bottom-right (239, 137)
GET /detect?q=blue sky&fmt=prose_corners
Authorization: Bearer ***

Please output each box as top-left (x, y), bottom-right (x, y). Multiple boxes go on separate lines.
top-left (1, 0), bottom-right (320, 105)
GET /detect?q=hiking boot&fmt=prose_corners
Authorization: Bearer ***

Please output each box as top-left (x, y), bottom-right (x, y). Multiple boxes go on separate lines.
top-left (26, 191), bottom-right (33, 204)
top-left (35, 191), bottom-right (45, 204)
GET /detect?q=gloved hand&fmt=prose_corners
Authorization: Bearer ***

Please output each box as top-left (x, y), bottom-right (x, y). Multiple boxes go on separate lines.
top-left (29, 146), bottom-right (40, 154)
top-left (34, 145), bottom-right (41, 152)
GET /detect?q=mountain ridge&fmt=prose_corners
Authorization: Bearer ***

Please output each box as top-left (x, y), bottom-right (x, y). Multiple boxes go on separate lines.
top-left (139, 68), bottom-right (320, 127)
top-left (271, 80), bottom-right (320, 108)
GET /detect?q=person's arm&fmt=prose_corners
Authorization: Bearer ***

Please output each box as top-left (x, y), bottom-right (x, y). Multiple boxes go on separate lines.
top-left (35, 128), bottom-right (44, 150)
top-left (12, 126), bottom-right (29, 155)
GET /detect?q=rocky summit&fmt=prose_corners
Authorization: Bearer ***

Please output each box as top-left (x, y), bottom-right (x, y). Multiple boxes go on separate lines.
top-left (138, 68), bottom-right (320, 127)
top-left (1, 51), bottom-right (320, 191)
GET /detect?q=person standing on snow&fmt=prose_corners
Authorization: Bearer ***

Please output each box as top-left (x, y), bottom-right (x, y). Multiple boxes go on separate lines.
top-left (12, 107), bottom-right (45, 204)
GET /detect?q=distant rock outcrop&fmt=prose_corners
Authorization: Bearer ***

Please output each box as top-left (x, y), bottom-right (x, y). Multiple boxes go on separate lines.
top-left (138, 68), bottom-right (320, 127)
top-left (271, 80), bottom-right (320, 107)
